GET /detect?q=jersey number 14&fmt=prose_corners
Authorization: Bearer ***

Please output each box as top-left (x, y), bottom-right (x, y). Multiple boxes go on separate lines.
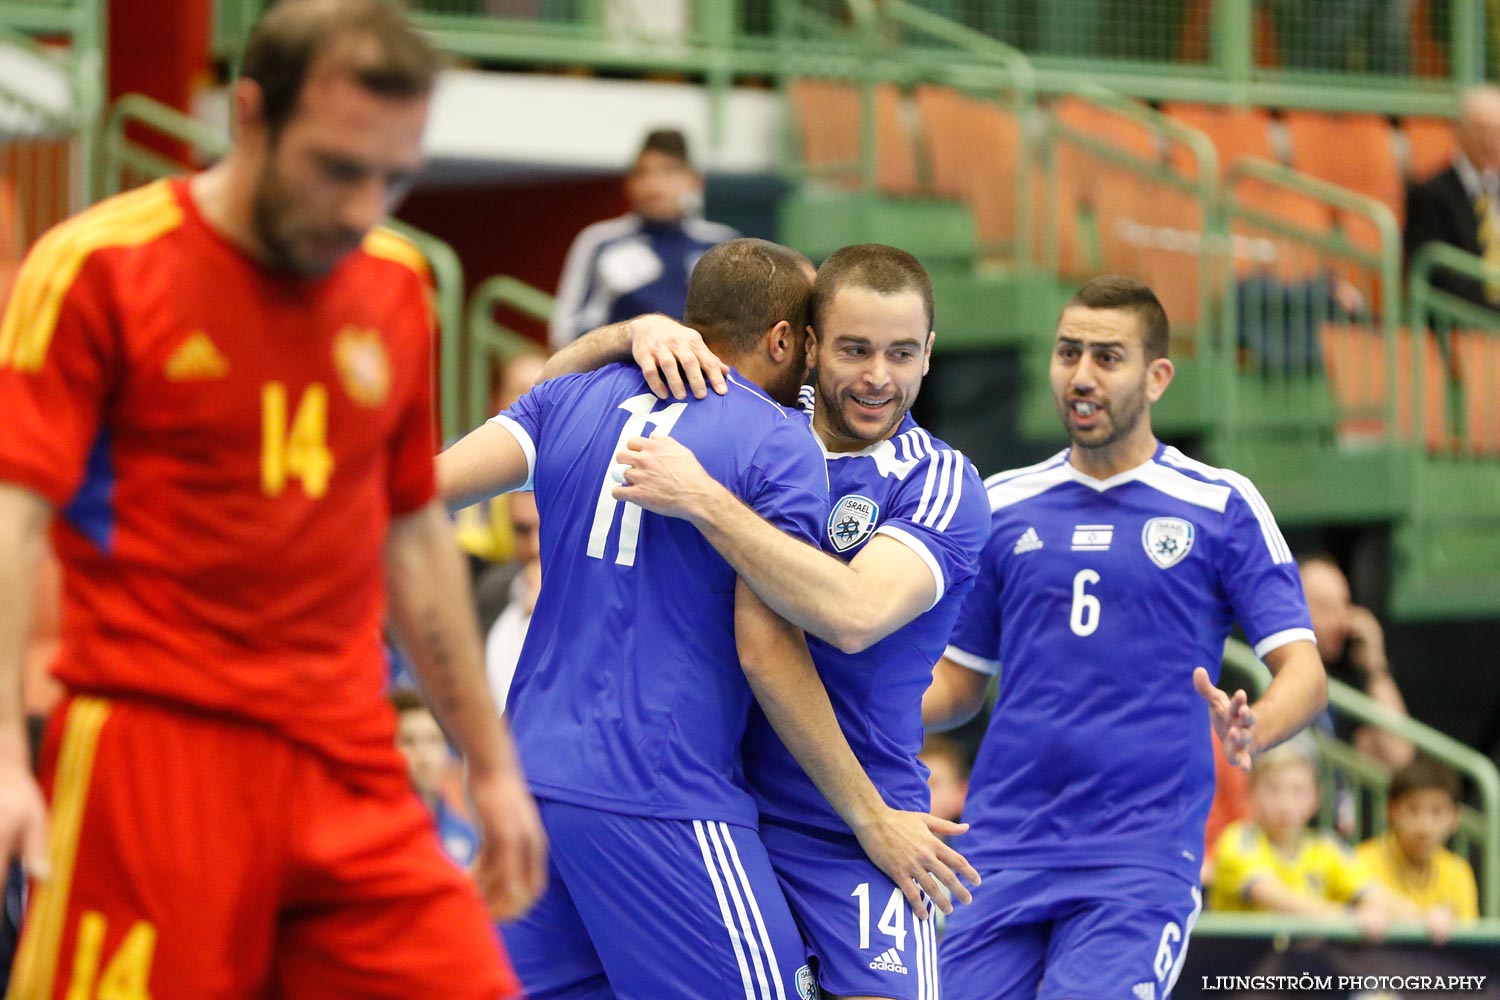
top-left (587, 393), bottom-right (686, 567)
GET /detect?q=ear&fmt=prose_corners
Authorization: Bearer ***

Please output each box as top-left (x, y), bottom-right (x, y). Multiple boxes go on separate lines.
top-left (803, 324), bottom-right (819, 371)
top-left (1146, 356), bottom-right (1175, 403)
top-left (922, 330), bottom-right (935, 376)
top-left (765, 320), bottom-right (794, 364)
top-left (232, 77), bottom-right (267, 150)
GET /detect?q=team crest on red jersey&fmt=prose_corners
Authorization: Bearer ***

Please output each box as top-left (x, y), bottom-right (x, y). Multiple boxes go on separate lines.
top-left (333, 327), bottom-right (392, 407)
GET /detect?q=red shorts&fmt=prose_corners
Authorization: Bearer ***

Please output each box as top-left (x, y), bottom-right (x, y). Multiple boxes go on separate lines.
top-left (7, 695), bottom-right (520, 1000)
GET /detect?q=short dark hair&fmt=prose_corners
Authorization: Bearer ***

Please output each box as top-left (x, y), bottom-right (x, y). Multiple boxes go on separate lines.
top-left (637, 128), bottom-right (691, 167)
top-left (684, 238), bottom-right (813, 356)
top-left (1389, 756), bottom-right (1462, 804)
top-left (1066, 275), bottom-right (1170, 361)
top-left (390, 688), bottom-right (428, 716)
top-left (811, 244), bottom-right (934, 332)
top-left (241, 0), bottom-right (439, 136)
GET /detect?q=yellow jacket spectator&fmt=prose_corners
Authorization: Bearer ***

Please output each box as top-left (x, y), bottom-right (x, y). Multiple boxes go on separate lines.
top-left (1208, 738), bottom-right (1433, 941)
top-left (1356, 757), bottom-right (1479, 923)
top-left (1210, 819), bottom-right (1370, 912)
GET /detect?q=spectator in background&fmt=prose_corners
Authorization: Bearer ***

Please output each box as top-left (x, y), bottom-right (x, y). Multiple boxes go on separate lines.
top-left (918, 734), bottom-right (970, 827)
top-left (1404, 85), bottom-right (1500, 310)
top-left (1209, 738), bottom-right (1428, 939)
top-left (484, 491), bottom-right (540, 712)
top-left (393, 689), bottom-right (480, 869)
top-left (548, 128), bottom-right (738, 349)
top-left (1299, 554), bottom-right (1416, 769)
top-left (1356, 757), bottom-right (1479, 928)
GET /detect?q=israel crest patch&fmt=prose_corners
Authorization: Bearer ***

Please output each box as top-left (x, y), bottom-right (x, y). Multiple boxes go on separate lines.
top-left (796, 963), bottom-right (820, 1000)
top-left (828, 494), bottom-right (879, 553)
top-left (1142, 517), bottom-right (1194, 569)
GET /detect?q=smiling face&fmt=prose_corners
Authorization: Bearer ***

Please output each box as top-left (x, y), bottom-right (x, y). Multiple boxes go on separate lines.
top-left (1050, 305), bottom-right (1172, 466)
top-left (809, 285), bottom-right (933, 452)
top-left (242, 67), bottom-right (428, 276)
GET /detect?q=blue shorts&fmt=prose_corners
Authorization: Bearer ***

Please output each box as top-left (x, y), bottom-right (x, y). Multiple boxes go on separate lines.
top-left (500, 799), bottom-right (818, 1000)
top-left (761, 819), bottom-right (938, 1000)
top-left (940, 867), bottom-right (1202, 1000)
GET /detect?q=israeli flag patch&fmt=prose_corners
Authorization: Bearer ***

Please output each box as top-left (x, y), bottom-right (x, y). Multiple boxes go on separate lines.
top-left (1142, 517), bottom-right (1195, 569)
top-left (828, 494), bottom-right (880, 553)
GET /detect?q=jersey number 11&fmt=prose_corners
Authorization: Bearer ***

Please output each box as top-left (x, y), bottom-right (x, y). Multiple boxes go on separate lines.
top-left (587, 393), bottom-right (687, 567)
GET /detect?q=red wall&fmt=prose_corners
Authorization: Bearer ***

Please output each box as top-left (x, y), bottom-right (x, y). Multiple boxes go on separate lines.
top-left (397, 175), bottom-right (629, 346)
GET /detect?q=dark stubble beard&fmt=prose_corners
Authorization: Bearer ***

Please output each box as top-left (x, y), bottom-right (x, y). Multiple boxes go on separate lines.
top-left (814, 371), bottom-right (907, 446)
top-left (1062, 375), bottom-right (1148, 452)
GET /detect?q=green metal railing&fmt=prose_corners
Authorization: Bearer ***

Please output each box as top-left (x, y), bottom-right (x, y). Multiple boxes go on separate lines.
top-left (1220, 639), bottom-right (1500, 919)
top-left (463, 276), bottom-right (553, 433)
top-left (0, 28), bottom-right (90, 253)
top-left (100, 94), bottom-right (472, 440)
top-left (1218, 157), bottom-right (1404, 452)
top-left (207, 0), bottom-right (1484, 115)
top-left (1408, 243), bottom-right (1500, 457)
top-left (1041, 87), bottom-right (1219, 339)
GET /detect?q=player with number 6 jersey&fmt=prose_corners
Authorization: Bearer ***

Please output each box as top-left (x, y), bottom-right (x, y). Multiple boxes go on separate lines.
top-left (924, 276), bottom-right (1328, 1000)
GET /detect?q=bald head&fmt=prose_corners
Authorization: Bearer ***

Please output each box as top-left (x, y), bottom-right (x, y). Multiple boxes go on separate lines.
top-left (1459, 85), bottom-right (1500, 173)
top-left (1298, 555), bottom-right (1351, 664)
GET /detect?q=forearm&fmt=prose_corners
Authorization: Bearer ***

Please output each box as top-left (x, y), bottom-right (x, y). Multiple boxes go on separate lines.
top-left (736, 581), bottom-right (885, 831)
top-left (1246, 878), bottom-right (1344, 917)
top-left (0, 486), bottom-right (49, 750)
top-left (386, 502), bottom-right (519, 781)
top-left (699, 490), bottom-right (902, 652)
top-left (1250, 641), bottom-right (1328, 755)
top-left (923, 660), bottom-right (989, 732)
top-left (537, 320), bottom-right (633, 384)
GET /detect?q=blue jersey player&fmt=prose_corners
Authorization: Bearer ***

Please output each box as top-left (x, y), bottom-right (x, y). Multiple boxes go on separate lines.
top-left (922, 276), bottom-right (1329, 1000)
top-left (439, 239), bottom-right (969, 1000)
top-left (613, 245), bottom-right (990, 1000)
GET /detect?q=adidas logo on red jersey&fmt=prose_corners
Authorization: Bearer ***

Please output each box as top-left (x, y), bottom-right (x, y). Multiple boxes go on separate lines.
top-left (164, 331), bottom-right (229, 381)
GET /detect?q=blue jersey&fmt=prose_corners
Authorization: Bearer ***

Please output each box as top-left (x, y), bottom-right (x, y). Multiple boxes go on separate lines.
top-left (744, 409), bottom-right (989, 831)
top-left (945, 443), bottom-right (1314, 884)
top-left (549, 214), bottom-right (739, 349)
top-left (494, 365), bottom-right (828, 826)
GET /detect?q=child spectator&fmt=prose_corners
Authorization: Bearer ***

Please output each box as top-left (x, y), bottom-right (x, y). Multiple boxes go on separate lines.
top-left (393, 689), bottom-right (480, 868)
top-left (918, 734), bottom-right (970, 827)
top-left (1356, 756), bottom-right (1479, 935)
top-left (1209, 737), bottom-right (1424, 940)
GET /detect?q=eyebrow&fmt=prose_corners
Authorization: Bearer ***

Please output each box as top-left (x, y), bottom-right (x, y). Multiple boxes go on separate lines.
top-left (832, 335), bottom-right (925, 349)
top-left (1057, 337), bottom-right (1126, 350)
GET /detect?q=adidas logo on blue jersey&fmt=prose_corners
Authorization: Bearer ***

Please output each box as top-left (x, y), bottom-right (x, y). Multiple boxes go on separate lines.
top-left (1013, 526), bottom-right (1044, 554)
top-left (868, 948), bottom-right (908, 974)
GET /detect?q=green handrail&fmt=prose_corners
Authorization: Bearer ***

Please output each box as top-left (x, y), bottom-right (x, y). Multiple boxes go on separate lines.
top-left (463, 276), bottom-right (554, 432)
top-left (1220, 157), bottom-right (1404, 451)
top-left (1408, 241), bottom-right (1500, 335)
top-left (1044, 85), bottom-right (1221, 333)
top-left (99, 92), bottom-right (471, 440)
top-left (1194, 912), bottom-right (1500, 942)
top-left (1220, 639), bottom-right (1500, 918)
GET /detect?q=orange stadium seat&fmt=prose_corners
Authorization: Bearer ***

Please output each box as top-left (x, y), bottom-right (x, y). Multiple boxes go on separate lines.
top-left (1232, 175), bottom-right (1335, 280)
top-left (915, 86), bottom-right (1023, 249)
top-left (1320, 324), bottom-right (1450, 451)
top-left (1049, 97), bottom-right (1158, 276)
top-left (788, 79), bottom-right (918, 197)
top-left (1163, 103), bottom-right (1276, 179)
top-left (1402, 116), bottom-right (1457, 181)
top-left (874, 83), bottom-right (920, 196)
top-left (1285, 111), bottom-right (1404, 225)
top-left (1453, 331), bottom-right (1500, 454)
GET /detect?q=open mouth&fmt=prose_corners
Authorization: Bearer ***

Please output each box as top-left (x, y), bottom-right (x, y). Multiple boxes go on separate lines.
top-left (850, 394), bottom-right (894, 414)
top-left (1069, 399), bottom-right (1102, 426)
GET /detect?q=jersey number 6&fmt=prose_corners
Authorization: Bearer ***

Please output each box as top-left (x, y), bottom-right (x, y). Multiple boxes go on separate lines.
top-left (1070, 569), bottom-right (1101, 637)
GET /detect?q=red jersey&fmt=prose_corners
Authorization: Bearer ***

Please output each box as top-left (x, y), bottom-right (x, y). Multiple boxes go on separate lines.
top-left (0, 178), bottom-right (437, 781)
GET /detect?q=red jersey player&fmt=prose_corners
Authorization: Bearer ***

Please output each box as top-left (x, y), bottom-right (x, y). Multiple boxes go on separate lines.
top-left (0, 1), bottom-right (544, 996)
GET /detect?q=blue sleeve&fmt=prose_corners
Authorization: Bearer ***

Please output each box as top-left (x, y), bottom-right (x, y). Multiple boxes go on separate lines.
top-left (876, 453), bottom-right (989, 611)
top-left (944, 523), bottom-right (1004, 675)
top-left (491, 378), bottom-right (554, 492)
top-left (741, 417), bottom-right (829, 547)
top-left (1219, 486), bottom-right (1315, 659)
